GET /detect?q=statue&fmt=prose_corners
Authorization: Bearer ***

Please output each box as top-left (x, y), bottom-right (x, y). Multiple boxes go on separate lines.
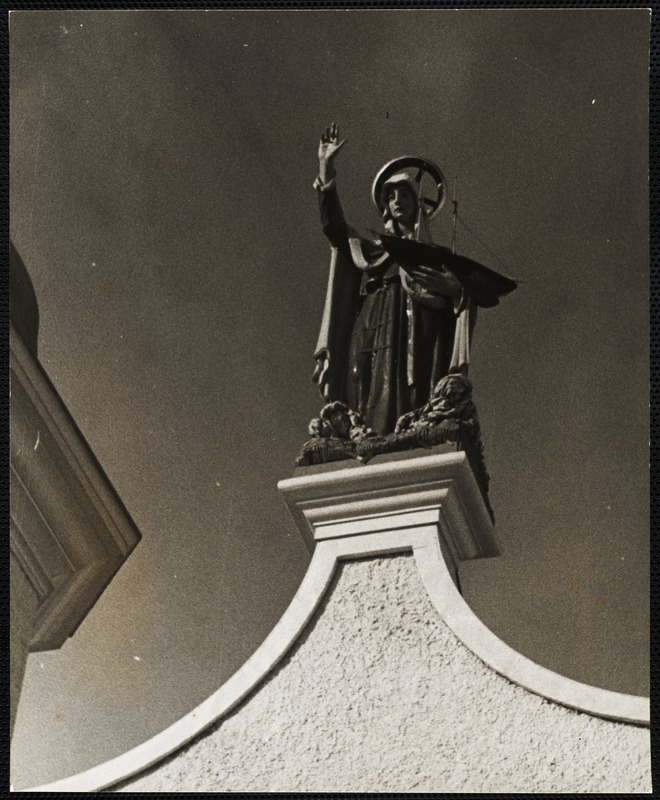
top-left (297, 123), bottom-right (516, 505)
top-left (311, 123), bottom-right (469, 436)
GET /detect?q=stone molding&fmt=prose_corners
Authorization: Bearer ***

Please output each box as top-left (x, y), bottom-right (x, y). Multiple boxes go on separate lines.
top-left (20, 450), bottom-right (648, 793)
top-left (10, 324), bottom-right (142, 650)
top-left (279, 449), bottom-right (500, 570)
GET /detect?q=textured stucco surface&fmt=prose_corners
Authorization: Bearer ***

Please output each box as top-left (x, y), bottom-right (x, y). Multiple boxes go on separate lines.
top-left (120, 555), bottom-right (650, 793)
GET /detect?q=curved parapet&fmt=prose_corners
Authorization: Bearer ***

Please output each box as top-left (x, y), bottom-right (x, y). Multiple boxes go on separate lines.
top-left (20, 451), bottom-right (649, 793)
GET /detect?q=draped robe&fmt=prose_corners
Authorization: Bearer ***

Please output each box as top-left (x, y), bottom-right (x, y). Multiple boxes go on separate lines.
top-left (312, 180), bottom-right (476, 435)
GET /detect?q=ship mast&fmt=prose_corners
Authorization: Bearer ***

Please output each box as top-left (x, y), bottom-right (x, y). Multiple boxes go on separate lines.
top-left (451, 176), bottom-right (458, 255)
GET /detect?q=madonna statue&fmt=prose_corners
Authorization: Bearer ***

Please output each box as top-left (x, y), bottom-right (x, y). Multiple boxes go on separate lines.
top-left (311, 123), bottom-right (477, 436)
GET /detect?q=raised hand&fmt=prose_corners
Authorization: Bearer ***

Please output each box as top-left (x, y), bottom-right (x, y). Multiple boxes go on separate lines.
top-left (318, 122), bottom-right (347, 166)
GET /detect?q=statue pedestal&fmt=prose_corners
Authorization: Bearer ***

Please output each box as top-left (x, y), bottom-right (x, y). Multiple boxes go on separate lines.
top-left (279, 445), bottom-right (500, 586)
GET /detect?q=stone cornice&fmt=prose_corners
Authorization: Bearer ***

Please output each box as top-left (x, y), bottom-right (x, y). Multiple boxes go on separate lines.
top-left (278, 448), bottom-right (500, 565)
top-left (10, 324), bottom-right (141, 650)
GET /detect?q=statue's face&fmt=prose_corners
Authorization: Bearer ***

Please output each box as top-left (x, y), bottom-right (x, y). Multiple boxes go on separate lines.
top-left (386, 184), bottom-right (417, 226)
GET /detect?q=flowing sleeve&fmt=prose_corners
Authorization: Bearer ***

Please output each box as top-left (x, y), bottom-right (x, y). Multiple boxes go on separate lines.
top-left (313, 176), bottom-right (351, 253)
top-left (312, 178), bottom-right (362, 403)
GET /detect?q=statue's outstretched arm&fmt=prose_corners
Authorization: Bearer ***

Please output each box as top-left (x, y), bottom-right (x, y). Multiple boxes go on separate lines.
top-left (315, 123), bottom-right (350, 250)
top-left (318, 122), bottom-right (347, 184)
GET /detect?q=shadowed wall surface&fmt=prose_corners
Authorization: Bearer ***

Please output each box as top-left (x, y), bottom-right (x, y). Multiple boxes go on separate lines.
top-left (10, 9), bottom-right (648, 788)
top-left (120, 556), bottom-right (651, 794)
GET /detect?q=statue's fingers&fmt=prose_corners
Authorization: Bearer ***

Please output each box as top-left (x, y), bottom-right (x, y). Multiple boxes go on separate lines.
top-left (415, 274), bottom-right (438, 290)
top-left (336, 138), bottom-right (348, 151)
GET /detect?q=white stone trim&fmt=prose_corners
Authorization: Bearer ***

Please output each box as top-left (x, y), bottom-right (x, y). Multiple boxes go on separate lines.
top-left (20, 460), bottom-right (649, 792)
top-left (19, 536), bottom-right (341, 793)
top-left (411, 531), bottom-right (649, 725)
top-left (279, 450), bottom-right (500, 559)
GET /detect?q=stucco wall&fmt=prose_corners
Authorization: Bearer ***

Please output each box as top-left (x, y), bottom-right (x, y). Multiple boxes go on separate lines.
top-left (120, 555), bottom-right (650, 793)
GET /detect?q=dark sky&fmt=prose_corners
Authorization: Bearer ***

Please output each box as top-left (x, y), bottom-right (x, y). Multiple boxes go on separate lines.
top-left (10, 9), bottom-right (649, 789)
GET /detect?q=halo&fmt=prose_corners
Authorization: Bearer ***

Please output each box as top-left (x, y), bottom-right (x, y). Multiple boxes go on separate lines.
top-left (372, 155), bottom-right (446, 220)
